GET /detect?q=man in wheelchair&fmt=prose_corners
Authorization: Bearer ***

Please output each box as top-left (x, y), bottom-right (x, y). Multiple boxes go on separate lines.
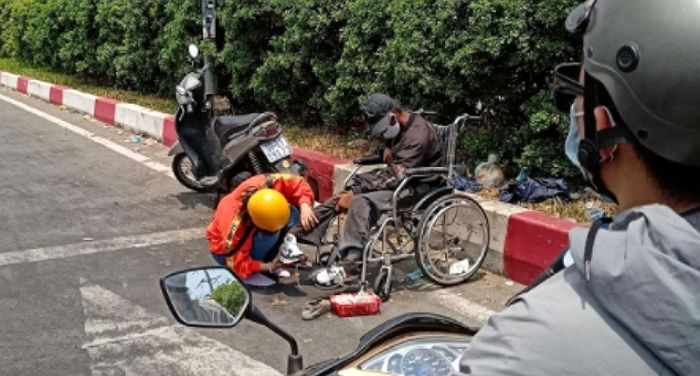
top-left (305, 93), bottom-right (445, 286)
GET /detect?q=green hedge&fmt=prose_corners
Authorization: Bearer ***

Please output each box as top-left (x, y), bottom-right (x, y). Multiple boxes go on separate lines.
top-left (0, 0), bottom-right (580, 179)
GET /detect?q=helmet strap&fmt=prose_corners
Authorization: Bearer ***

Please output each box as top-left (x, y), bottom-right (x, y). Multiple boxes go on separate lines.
top-left (578, 73), bottom-right (618, 203)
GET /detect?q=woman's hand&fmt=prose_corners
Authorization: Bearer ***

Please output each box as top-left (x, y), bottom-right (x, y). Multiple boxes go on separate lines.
top-left (300, 202), bottom-right (319, 231)
top-left (262, 257), bottom-right (282, 273)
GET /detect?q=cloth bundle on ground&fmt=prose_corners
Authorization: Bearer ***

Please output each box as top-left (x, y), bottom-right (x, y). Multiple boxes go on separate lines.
top-left (454, 176), bottom-right (483, 193)
top-left (499, 177), bottom-right (570, 204)
top-left (474, 154), bottom-right (505, 188)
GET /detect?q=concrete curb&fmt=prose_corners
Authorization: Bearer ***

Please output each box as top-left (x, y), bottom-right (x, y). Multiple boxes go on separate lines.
top-left (0, 69), bottom-right (582, 285)
top-left (0, 70), bottom-right (169, 143)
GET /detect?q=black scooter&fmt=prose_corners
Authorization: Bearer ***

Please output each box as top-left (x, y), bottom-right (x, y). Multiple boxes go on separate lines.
top-left (161, 266), bottom-right (477, 375)
top-left (168, 44), bottom-right (303, 194)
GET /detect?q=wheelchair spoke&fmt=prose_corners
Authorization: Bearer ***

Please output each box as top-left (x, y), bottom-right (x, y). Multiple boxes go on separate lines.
top-left (416, 194), bottom-right (491, 286)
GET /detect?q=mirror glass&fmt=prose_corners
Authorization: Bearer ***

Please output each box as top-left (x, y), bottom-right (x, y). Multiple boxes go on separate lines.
top-left (188, 44), bottom-right (200, 59)
top-left (162, 267), bottom-right (249, 327)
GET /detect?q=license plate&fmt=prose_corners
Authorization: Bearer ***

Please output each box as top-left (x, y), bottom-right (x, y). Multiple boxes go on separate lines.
top-left (260, 136), bottom-right (293, 163)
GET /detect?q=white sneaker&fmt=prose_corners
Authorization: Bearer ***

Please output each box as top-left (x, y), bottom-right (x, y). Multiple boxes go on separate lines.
top-left (315, 266), bottom-right (346, 286)
top-left (280, 234), bottom-right (305, 264)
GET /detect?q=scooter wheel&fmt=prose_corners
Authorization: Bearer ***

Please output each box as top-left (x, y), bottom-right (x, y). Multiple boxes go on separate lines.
top-left (172, 153), bottom-right (218, 193)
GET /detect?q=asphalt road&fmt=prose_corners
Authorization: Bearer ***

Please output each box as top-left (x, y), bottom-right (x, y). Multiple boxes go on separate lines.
top-left (0, 87), bottom-right (522, 375)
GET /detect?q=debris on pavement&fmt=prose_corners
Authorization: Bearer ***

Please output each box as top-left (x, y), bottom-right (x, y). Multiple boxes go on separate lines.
top-left (585, 201), bottom-right (606, 221)
top-left (271, 294), bottom-right (289, 306)
top-left (347, 139), bottom-right (370, 149)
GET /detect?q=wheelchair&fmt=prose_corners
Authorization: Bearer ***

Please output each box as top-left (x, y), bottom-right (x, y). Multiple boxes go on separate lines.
top-left (314, 114), bottom-right (491, 301)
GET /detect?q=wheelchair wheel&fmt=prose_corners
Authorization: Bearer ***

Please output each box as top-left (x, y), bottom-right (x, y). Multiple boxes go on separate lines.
top-left (415, 193), bottom-right (490, 286)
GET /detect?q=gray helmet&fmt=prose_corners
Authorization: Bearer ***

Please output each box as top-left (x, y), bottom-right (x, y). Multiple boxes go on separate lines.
top-left (568, 0), bottom-right (700, 167)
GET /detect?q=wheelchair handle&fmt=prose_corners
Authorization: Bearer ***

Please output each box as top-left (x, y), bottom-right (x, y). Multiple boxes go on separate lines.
top-left (342, 165), bottom-right (363, 191)
top-left (453, 113), bottom-right (481, 128)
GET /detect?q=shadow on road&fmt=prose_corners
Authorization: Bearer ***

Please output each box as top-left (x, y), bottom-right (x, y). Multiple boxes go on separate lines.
top-left (172, 192), bottom-right (217, 210)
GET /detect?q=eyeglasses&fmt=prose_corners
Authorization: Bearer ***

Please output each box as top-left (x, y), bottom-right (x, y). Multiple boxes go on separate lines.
top-left (553, 62), bottom-right (584, 113)
top-left (565, 0), bottom-right (598, 34)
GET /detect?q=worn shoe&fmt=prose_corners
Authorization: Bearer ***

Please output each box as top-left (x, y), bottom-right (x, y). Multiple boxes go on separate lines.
top-left (314, 265), bottom-right (347, 286)
top-left (302, 298), bottom-right (332, 320)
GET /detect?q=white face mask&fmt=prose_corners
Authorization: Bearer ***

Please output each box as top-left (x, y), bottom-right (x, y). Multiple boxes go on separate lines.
top-left (383, 115), bottom-right (401, 139)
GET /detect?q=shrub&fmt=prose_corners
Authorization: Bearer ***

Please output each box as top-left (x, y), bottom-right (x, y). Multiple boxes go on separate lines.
top-left (0, 0), bottom-right (582, 179)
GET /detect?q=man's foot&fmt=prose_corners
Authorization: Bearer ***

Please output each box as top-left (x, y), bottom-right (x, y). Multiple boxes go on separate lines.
top-left (279, 234), bottom-right (306, 265)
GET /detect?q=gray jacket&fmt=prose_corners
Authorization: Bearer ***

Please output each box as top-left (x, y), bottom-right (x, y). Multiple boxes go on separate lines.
top-left (460, 205), bottom-right (700, 375)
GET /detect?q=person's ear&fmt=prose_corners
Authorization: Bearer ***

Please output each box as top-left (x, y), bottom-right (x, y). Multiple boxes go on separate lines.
top-left (593, 106), bottom-right (613, 132)
top-left (389, 112), bottom-right (397, 126)
top-left (594, 106), bottom-right (617, 159)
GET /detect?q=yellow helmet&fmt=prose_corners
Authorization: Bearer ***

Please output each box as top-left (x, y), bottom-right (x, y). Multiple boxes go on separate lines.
top-left (247, 188), bottom-right (290, 232)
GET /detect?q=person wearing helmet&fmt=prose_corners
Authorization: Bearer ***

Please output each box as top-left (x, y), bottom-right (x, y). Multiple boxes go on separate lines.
top-left (459, 1), bottom-right (700, 374)
top-left (206, 174), bottom-right (317, 284)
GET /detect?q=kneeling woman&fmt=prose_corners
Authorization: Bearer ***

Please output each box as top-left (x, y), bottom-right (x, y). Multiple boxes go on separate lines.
top-left (206, 174), bottom-right (317, 285)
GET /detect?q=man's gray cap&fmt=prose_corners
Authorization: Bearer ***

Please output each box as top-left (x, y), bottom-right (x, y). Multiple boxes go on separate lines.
top-left (362, 93), bottom-right (399, 136)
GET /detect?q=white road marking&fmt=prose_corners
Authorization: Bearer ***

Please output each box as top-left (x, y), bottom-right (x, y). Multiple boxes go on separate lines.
top-left (80, 279), bottom-right (281, 376)
top-left (0, 228), bottom-right (203, 267)
top-left (429, 289), bottom-right (497, 324)
top-left (0, 93), bottom-right (173, 179)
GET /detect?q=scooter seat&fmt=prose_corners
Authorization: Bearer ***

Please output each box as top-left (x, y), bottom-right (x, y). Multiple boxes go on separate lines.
top-left (215, 113), bottom-right (260, 141)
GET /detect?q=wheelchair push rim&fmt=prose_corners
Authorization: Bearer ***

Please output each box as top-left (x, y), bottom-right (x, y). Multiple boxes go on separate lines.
top-left (415, 193), bottom-right (490, 286)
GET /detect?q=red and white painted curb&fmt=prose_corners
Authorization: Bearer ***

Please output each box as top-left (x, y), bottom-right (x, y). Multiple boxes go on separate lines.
top-left (0, 69), bottom-right (582, 285)
top-left (0, 71), bottom-right (178, 148)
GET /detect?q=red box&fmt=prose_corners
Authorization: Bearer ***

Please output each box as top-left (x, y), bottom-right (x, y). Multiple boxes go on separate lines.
top-left (330, 292), bottom-right (382, 317)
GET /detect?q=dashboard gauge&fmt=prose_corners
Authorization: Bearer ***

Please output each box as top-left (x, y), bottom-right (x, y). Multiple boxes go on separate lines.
top-left (387, 354), bottom-right (403, 374)
top-left (401, 348), bottom-right (452, 376)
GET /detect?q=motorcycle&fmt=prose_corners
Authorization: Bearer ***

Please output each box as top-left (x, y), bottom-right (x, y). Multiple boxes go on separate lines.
top-left (160, 266), bottom-right (476, 375)
top-left (168, 44), bottom-right (304, 193)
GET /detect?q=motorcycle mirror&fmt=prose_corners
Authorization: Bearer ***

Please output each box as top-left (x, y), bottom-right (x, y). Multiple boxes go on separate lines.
top-left (160, 267), bottom-right (250, 328)
top-left (188, 44), bottom-right (200, 59)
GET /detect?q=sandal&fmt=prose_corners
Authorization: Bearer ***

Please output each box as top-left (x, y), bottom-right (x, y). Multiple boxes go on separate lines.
top-left (302, 298), bottom-right (332, 320)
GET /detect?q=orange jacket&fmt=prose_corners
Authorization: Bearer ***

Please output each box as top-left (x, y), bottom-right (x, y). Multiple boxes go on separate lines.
top-left (206, 174), bottom-right (314, 278)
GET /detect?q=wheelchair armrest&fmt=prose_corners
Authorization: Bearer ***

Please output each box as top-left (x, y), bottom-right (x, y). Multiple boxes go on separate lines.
top-left (405, 167), bottom-right (449, 176)
top-left (353, 155), bottom-right (383, 165)
top-left (390, 170), bottom-right (449, 226)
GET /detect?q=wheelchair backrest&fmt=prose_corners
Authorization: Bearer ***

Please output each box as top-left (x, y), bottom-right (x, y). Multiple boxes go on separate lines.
top-left (431, 123), bottom-right (457, 177)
